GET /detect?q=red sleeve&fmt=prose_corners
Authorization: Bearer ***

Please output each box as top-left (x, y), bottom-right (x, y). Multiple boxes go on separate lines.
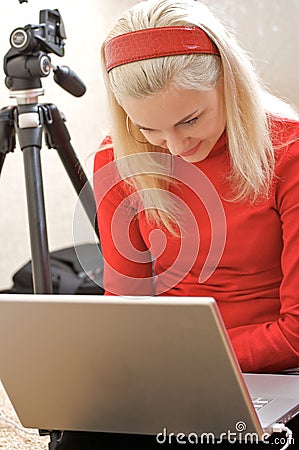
top-left (93, 139), bottom-right (154, 296)
top-left (229, 133), bottom-right (299, 373)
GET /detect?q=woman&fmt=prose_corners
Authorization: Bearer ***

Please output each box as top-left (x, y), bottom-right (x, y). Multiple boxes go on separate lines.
top-left (96, 0), bottom-right (299, 375)
top-left (59, 0), bottom-right (299, 448)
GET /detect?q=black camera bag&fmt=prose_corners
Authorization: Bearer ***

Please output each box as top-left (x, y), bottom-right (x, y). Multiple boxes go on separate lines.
top-left (1, 243), bottom-right (104, 295)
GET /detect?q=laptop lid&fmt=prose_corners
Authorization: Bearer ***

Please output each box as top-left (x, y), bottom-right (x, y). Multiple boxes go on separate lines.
top-left (0, 294), bottom-right (298, 440)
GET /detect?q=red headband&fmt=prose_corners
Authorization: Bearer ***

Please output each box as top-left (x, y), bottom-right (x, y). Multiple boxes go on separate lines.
top-left (104, 26), bottom-right (220, 72)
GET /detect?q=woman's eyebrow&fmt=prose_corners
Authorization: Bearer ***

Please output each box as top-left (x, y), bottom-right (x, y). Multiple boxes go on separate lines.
top-left (134, 109), bottom-right (200, 131)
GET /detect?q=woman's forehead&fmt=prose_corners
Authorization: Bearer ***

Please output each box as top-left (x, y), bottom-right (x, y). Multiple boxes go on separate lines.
top-left (120, 87), bottom-right (222, 128)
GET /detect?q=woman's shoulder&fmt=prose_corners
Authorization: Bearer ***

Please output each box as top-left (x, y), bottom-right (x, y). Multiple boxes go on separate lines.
top-left (94, 135), bottom-right (115, 173)
top-left (269, 115), bottom-right (299, 146)
top-left (270, 116), bottom-right (299, 175)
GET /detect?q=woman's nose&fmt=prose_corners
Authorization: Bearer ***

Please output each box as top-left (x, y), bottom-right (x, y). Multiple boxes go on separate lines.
top-left (162, 132), bottom-right (191, 156)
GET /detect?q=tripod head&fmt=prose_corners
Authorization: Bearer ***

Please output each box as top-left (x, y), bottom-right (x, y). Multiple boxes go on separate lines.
top-left (4, 9), bottom-right (86, 101)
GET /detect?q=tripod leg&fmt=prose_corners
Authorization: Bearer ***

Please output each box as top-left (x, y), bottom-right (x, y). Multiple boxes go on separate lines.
top-left (23, 145), bottom-right (53, 293)
top-left (0, 153), bottom-right (6, 174)
top-left (39, 430), bottom-right (63, 450)
top-left (13, 103), bottom-right (53, 293)
top-left (49, 431), bottom-right (63, 450)
top-left (42, 104), bottom-right (99, 240)
top-left (0, 106), bottom-right (16, 176)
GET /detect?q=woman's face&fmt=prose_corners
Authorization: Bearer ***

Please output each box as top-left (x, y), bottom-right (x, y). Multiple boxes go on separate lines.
top-left (121, 86), bottom-right (226, 163)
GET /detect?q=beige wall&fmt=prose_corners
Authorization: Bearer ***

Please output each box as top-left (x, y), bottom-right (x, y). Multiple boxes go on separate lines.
top-left (0, 0), bottom-right (298, 290)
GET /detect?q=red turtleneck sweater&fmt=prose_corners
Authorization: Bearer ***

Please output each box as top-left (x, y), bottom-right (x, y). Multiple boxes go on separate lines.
top-left (93, 117), bottom-right (299, 373)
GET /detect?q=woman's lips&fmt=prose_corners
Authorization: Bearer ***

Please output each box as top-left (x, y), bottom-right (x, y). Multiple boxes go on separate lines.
top-left (181, 142), bottom-right (202, 157)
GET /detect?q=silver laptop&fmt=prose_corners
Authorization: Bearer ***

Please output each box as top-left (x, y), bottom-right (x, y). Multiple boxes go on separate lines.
top-left (0, 294), bottom-right (298, 443)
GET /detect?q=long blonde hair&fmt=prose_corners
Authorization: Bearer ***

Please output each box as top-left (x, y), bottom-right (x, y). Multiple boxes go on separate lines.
top-left (100, 0), bottom-right (299, 230)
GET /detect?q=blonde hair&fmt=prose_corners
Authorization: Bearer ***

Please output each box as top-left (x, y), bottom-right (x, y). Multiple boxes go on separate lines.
top-left (100, 0), bottom-right (299, 230)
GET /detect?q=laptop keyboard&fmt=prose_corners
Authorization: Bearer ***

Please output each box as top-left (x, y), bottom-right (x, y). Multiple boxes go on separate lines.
top-left (252, 397), bottom-right (274, 411)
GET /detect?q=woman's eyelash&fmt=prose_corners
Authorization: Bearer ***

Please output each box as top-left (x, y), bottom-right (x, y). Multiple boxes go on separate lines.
top-left (139, 116), bottom-right (200, 133)
top-left (181, 116), bottom-right (199, 126)
top-left (140, 127), bottom-right (153, 133)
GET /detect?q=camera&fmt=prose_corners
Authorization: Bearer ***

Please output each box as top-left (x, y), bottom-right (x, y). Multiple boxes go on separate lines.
top-left (4, 9), bottom-right (85, 96)
top-left (10, 9), bottom-right (66, 57)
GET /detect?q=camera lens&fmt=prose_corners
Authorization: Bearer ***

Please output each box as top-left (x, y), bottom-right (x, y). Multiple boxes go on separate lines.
top-left (10, 29), bottom-right (28, 48)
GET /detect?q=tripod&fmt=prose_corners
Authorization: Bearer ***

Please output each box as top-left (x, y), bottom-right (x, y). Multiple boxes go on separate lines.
top-left (0, 9), bottom-right (99, 450)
